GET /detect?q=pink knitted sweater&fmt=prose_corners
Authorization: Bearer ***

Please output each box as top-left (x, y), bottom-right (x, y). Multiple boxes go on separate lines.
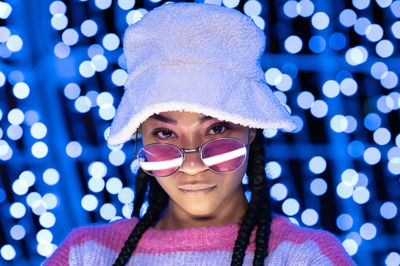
top-left (44, 216), bottom-right (355, 265)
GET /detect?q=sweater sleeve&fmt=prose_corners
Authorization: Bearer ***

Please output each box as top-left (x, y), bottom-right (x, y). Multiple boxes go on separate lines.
top-left (309, 230), bottom-right (356, 266)
top-left (42, 228), bottom-right (84, 266)
top-left (268, 216), bottom-right (356, 266)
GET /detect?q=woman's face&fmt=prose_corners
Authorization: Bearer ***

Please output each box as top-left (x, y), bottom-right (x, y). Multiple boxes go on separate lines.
top-left (140, 111), bottom-right (256, 224)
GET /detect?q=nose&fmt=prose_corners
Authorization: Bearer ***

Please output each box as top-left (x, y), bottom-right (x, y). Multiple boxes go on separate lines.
top-left (179, 150), bottom-right (208, 175)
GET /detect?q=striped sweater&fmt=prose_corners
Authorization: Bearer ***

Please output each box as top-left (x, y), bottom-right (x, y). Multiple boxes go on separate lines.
top-left (44, 216), bottom-right (355, 265)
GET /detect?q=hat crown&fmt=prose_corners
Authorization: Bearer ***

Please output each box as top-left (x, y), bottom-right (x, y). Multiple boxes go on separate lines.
top-left (123, 3), bottom-right (266, 82)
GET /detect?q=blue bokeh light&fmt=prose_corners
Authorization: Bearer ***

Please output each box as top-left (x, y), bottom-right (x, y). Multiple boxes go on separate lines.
top-left (360, 222), bottom-right (377, 240)
top-left (10, 202), bottom-right (26, 219)
top-left (13, 82), bottom-right (30, 99)
top-left (283, 0), bottom-right (298, 18)
top-left (301, 209), bottom-right (319, 226)
top-left (309, 35), bottom-right (326, 53)
top-left (95, 0), bottom-right (112, 10)
top-left (270, 183), bottom-right (288, 201)
top-left (106, 177), bottom-right (123, 195)
top-left (376, 40), bottom-right (394, 58)
top-left (340, 78), bottom-right (358, 96)
top-left (223, 0), bottom-right (240, 8)
top-left (88, 161), bottom-right (107, 178)
top-left (51, 14), bottom-right (68, 31)
top-left (64, 83), bottom-right (81, 100)
top-left (100, 203), bottom-right (117, 220)
top-left (391, 1), bottom-right (400, 17)
top-left (365, 24), bottom-right (384, 42)
top-left (118, 187), bottom-right (134, 204)
top-left (243, 0), bottom-right (262, 17)
top-left (102, 33), bottom-right (120, 51)
top-left (342, 238), bottom-right (358, 256)
top-left (363, 147), bottom-right (381, 165)
top-left (308, 156), bottom-right (327, 174)
top-left (380, 71), bottom-right (398, 89)
top-left (10, 224), bottom-right (26, 240)
top-left (364, 113), bottom-right (381, 131)
top-left (385, 252), bottom-right (400, 266)
top-left (87, 44), bottom-right (104, 58)
top-left (352, 187), bottom-right (370, 204)
top-left (329, 32), bottom-right (346, 50)
top-left (297, 0), bottom-right (314, 17)
top-left (339, 9), bottom-right (357, 27)
top-left (7, 125), bottom-right (23, 141)
top-left (370, 61), bottom-right (388, 80)
top-left (391, 21), bottom-right (400, 38)
top-left (337, 213), bottom-right (353, 231)
top-left (353, 0), bottom-right (370, 10)
top-left (265, 68), bottom-right (281, 86)
top-left (42, 168), bottom-right (60, 186)
top-left (88, 177), bottom-right (105, 193)
top-left (111, 69), bottom-right (128, 86)
top-left (311, 12), bottom-right (329, 30)
top-left (81, 19), bottom-right (98, 37)
top-left (282, 198), bottom-right (300, 216)
top-left (337, 182), bottom-right (354, 199)
top-left (373, 127), bottom-right (391, 146)
top-left (1, 245), bottom-right (16, 261)
top-left (345, 46), bottom-right (368, 66)
top-left (310, 178), bottom-right (328, 196)
top-left (310, 100), bottom-right (328, 118)
top-left (108, 149), bottom-right (126, 166)
top-left (49, 1), bottom-right (67, 15)
top-left (30, 122), bottom-right (47, 139)
top-left (62, 28), bottom-right (79, 46)
top-left (380, 201), bottom-right (397, 219)
top-left (265, 161), bottom-right (282, 179)
top-left (354, 17), bottom-right (371, 36)
top-left (54, 42), bottom-right (70, 58)
top-left (6, 35), bottom-right (23, 52)
top-left (284, 35), bottom-right (303, 54)
top-left (8, 108), bottom-right (24, 125)
top-left (118, 0), bottom-right (136, 10)
top-left (348, 140), bottom-right (365, 158)
top-left (297, 91), bottom-right (315, 109)
top-left (376, 0), bottom-right (392, 8)
top-left (81, 194), bottom-right (98, 211)
top-left (66, 141), bottom-right (82, 158)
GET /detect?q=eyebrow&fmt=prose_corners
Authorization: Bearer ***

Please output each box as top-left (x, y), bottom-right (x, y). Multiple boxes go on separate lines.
top-left (151, 114), bottom-right (215, 124)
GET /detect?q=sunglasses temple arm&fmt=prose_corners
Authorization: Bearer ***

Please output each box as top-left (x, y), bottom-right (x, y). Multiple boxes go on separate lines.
top-left (134, 130), bottom-right (138, 155)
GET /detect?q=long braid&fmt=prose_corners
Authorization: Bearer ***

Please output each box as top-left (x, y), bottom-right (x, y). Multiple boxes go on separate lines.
top-left (113, 174), bottom-right (169, 265)
top-left (132, 169), bottom-right (149, 218)
top-left (231, 129), bottom-right (271, 265)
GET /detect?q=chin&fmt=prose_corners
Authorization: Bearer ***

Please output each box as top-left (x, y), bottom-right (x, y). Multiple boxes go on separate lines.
top-left (181, 201), bottom-right (219, 217)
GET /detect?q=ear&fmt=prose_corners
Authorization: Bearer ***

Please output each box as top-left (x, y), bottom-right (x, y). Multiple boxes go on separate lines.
top-left (248, 128), bottom-right (257, 145)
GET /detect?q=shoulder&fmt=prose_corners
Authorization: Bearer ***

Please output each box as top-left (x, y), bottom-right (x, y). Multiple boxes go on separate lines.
top-left (268, 215), bottom-right (355, 266)
top-left (66, 217), bottom-right (138, 246)
top-left (43, 217), bottom-right (139, 265)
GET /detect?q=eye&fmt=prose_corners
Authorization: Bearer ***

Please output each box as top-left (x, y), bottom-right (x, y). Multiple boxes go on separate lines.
top-left (207, 123), bottom-right (230, 135)
top-left (153, 129), bottom-right (176, 139)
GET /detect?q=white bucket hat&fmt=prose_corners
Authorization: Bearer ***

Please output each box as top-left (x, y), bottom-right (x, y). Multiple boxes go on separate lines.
top-left (107, 2), bottom-right (297, 146)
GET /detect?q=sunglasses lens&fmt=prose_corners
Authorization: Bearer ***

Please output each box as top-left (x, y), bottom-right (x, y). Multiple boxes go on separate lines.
top-left (138, 144), bottom-right (183, 177)
top-left (202, 138), bottom-right (246, 172)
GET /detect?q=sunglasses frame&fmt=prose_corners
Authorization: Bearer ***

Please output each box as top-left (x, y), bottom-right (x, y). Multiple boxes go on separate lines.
top-left (135, 133), bottom-right (249, 177)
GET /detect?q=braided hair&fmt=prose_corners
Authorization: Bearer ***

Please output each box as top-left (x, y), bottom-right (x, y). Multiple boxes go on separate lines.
top-left (113, 129), bottom-right (271, 265)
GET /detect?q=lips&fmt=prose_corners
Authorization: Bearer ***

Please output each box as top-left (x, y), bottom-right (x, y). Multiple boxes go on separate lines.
top-left (177, 183), bottom-right (217, 190)
top-left (177, 183), bottom-right (217, 198)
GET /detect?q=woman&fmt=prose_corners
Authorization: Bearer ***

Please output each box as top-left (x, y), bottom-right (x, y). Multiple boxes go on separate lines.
top-left (45, 2), bottom-right (354, 265)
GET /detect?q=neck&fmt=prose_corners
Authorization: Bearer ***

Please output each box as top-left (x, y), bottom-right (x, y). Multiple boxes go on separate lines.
top-left (154, 188), bottom-right (248, 230)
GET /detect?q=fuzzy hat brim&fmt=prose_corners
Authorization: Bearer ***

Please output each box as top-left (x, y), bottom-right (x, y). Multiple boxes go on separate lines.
top-left (107, 63), bottom-right (296, 146)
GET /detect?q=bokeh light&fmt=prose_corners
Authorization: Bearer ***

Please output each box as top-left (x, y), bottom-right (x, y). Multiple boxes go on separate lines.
top-left (1, 1), bottom-right (398, 264)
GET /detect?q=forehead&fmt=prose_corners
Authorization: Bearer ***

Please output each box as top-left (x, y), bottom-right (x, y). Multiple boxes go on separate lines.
top-left (144, 111), bottom-right (220, 126)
